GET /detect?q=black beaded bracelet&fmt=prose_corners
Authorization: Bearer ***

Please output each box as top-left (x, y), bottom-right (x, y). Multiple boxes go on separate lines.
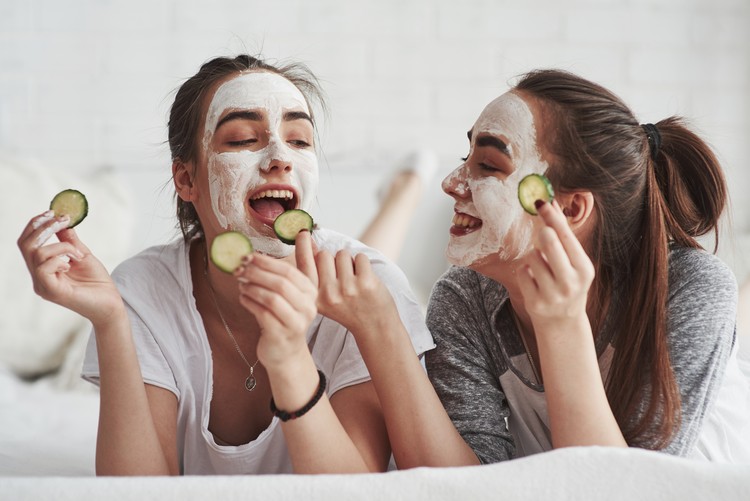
top-left (270, 369), bottom-right (327, 422)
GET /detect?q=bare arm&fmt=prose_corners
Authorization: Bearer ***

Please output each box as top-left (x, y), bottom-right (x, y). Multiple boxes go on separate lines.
top-left (313, 244), bottom-right (479, 468)
top-left (234, 232), bottom-right (391, 473)
top-left (518, 200), bottom-right (626, 448)
top-left (18, 212), bottom-right (178, 475)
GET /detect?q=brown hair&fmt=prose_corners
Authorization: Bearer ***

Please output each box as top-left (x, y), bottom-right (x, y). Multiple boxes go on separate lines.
top-left (515, 69), bottom-right (727, 448)
top-left (167, 54), bottom-right (326, 241)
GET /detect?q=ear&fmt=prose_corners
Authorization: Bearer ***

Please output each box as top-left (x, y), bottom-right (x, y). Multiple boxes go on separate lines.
top-left (557, 191), bottom-right (595, 231)
top-left (173, 160), bottom-right (196, 202)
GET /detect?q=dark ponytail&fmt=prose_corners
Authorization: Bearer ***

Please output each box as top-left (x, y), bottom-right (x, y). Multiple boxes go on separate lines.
top-left (651, 117), bottom-right (727, 249)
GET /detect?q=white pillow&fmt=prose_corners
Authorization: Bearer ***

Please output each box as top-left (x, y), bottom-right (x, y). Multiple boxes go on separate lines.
top-left (0, 154), bottom-right (134, 378)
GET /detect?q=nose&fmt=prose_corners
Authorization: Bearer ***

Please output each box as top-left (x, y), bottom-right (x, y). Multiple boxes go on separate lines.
top-left (442, 164), bottom-right (469, 199)
top-left (261, 137), bottom-right (292, 174)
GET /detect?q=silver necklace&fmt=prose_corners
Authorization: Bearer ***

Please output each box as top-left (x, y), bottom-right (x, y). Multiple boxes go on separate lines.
top-left (510, 307), bottom-right (541, 385)
top-left (205, 268), bottom-right (259, 392)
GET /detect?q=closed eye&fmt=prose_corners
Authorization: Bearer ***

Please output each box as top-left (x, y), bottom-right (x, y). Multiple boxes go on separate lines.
top-left (227, 138), bottom-right (258, 147)
top-left (289, 139), bottom-right (312, 148)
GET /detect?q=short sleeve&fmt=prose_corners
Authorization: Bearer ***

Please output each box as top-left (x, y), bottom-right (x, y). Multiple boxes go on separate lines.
top-left (657, 249), bottom-right (738, 454)
top-left (426, 268), bottom-right (514, 463)
top-left (81, 298), bottom-right (179, 398)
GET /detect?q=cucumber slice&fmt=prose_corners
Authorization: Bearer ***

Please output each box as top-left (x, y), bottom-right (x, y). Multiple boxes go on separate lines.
top-left (518, 174), bottom-right (554, 215)
top-left (273, 209), bottom-right (314, 245)
top-left (49, 189), bottom-right (88, 228)
top-left (210, 231), bottom-right (254, 273)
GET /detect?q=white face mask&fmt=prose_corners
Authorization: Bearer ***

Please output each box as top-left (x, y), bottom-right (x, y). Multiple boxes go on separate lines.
top-left (203, 71), bottom-right (318, 257)
top-left (444, 92), bottom-right (548, 267)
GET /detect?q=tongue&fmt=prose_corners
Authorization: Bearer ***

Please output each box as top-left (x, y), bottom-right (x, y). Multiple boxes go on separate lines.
top-left (250, 198), bottom-right (286, 220)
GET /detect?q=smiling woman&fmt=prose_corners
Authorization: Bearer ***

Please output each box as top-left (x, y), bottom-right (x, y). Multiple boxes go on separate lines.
top-left (16, 54), bottom-right (433, 476)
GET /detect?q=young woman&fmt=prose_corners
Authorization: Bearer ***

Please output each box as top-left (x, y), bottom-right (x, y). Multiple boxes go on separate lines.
top-left (298, 69), bottom-right (749, 467)
top-left (425, 69), bottom-right (750, 462)
top-left (17, 54), bottom-right (433, 475)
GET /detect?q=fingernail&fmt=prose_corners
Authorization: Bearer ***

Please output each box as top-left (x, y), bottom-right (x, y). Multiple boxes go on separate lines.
top-left (236, 276), bottom-right (249, 284)
top-left (241, 254), bottom-right (253, 264)
top-left (534, 199), bottom-right (545, 210)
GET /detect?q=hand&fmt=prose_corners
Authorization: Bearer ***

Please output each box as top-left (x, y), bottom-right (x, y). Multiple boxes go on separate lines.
top-left (17, 210), bottom-right (124, 326)
top-left (517, 200), bottom-right (595, 329)
top-left (304, 238), bottom-right (398, 339)
top-left (234, 234), bottom-right (319, 371)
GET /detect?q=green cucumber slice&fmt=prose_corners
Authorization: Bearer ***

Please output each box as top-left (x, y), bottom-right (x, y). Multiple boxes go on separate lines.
top-left (210, 231), bottom-right (254, 273)
top-left (49, 189), bottom-right (88, 228)
top-left (518, 174), bottom-right (554, 215)
top-left (273, 209), bottom-right (314, 245)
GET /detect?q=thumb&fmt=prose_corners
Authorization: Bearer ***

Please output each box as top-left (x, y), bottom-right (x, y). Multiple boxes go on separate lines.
top-left (56, 227), bottom-right (92, 256)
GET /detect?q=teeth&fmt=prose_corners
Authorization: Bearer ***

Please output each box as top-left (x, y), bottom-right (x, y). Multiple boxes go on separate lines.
top-left (452, 213), bottom-right (481, 228)
top-left (251, 189), bottom-right (294, 200)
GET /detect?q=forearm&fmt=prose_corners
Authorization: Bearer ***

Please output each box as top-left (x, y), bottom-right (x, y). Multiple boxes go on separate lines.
top-left (267, 354), bottom-right (375, 474)
top-left (354, 318), bottom-right (480, 468)
top-left (93, 309), bottom-right (173, 475)
top-left (536, 317), bottom-right (627, 449)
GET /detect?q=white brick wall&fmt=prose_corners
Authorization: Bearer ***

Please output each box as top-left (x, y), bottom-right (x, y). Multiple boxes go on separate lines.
top-left (2, 0), bottom-right (749, 292)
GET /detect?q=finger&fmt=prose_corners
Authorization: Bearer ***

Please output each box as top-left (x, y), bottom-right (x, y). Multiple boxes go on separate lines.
top-left (537, 200), bottom-right (590, 271)
top-left (240, 253), bottom-right (314, 292)
top-left (334, 250), bottom-right (355, 283)
top-left (516, 263), bottom-right (540, 301)
top-left (238, 294), bottom-right (283, 332)
top-left (20, 214), bottom-right (71, 252)
top-left (32, 241), bottom-right (85, 269)
top-left (534, 226), bottom-right (572, 279)
top-left (237, 263), bottom-right (313, 308)
top-left (315, 250), bottom-right (337, 287)
top-left (524, 248), bottom-right (556, 294)
top-left (55, 226), bottom-right (92, 256)
top-left (352, 253), bottom-right (373, 277)
top-left (238, 283), bottom-right (314, 329)
top-left (294, 230), bottom-right (318, 287)
top-left (18, 210), bottom-right (55, 242)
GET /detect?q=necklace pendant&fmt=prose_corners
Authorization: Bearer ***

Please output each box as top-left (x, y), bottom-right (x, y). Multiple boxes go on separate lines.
top-left (244, 375), bottom-right (257, 392)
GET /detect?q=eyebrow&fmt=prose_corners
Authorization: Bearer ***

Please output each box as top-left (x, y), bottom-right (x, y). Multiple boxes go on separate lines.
top-left (467, 129), bottom-right (512, 158)
top-left (215, 110), bottom-right (313, 132)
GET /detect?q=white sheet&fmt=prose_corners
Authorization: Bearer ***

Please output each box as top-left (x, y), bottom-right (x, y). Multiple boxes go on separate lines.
top-left (1, 446), bottom-right (748, 501)
top-left (0, 367), bottom-right (98, 476)
top-left (1, 349), bottom-right (749, 497)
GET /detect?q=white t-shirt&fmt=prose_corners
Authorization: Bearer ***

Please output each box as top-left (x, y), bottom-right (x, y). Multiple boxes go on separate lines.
top-left (82, 228), bottom-right (434, 474)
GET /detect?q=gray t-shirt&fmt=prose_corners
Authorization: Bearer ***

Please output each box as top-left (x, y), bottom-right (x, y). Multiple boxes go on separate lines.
top-left (426, 246), bottom-right (739, 463)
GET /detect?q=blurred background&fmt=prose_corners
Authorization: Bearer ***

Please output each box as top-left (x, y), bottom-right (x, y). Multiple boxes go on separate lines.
top-left (2, 0), bottom-right (749, 306)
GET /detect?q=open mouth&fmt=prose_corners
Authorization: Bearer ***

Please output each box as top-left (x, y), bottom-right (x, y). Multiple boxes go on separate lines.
top-left (450, 211), bottom-right (482, 236)
top-left (248, 185), bottom-right (299, 226)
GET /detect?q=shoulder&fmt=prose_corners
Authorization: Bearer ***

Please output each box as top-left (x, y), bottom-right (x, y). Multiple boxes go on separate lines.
top-left (112, 238), bottom-right (189, 293)
top-left (426, 266), bottom-right (507, 336)
top-left (666, 246), bottom-right (738, 359)
top-left (428, 266), bottom-right (505, 313)
top-left (668, 246), bottom-right (738, 304)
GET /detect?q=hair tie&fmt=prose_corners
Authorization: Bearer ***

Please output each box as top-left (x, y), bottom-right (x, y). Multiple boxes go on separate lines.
top-left (641, 123), bottom-right (661, 161)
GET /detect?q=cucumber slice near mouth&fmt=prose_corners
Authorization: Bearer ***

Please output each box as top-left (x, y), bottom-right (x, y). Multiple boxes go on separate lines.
top-left (49, 189), bottom-right (88, 228)
top-left (210, 231), bottom-right (254, 273)
top-left (518, 174), bottom-right (554, 215)
top-left (273, 209), bottom-right (314, 245)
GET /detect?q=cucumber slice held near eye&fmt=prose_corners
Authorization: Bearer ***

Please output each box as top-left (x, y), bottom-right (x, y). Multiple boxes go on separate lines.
top-left (273, 209), bottom-right (314, 245)
top-left (210, 231), bottom-right (254, 273)
top-left (518, 174), bottom-right (555, 215)
top-left (49, 189), bottom-right (89, 228)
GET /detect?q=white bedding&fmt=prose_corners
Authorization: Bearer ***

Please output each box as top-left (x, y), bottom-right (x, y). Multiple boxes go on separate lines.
top-left (1, 367), bottom-right (749, 500)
